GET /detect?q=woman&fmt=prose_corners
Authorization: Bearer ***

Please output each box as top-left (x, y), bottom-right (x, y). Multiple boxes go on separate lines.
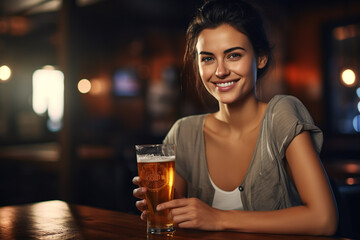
top-left (133, 0), bottom-right (338, 235)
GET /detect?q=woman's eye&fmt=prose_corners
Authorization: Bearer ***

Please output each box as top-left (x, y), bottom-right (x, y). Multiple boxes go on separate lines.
top-left (228, 53), bottom-right (242, 60)
top-left (201, 56), bottom-right (214, 63)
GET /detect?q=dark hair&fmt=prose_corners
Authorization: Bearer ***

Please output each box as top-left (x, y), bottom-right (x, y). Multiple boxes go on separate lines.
top-left (183, 0), bottom-right (273, 104)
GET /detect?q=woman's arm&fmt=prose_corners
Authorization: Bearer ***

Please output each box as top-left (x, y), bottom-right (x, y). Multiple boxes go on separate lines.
top-left (157, 131), bottom-right (338, 235)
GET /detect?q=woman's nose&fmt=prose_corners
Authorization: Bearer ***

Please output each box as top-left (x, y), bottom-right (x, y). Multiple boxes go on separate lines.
top-left (215, 62), bottom-right (230, 78)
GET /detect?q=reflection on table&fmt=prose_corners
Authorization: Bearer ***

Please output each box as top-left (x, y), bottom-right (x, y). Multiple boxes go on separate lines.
top-left (0, 200), bottom-right (348, 240)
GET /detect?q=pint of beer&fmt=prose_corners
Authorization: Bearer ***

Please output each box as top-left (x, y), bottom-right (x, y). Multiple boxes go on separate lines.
top-left (135, 144), bottom-right (176, 235)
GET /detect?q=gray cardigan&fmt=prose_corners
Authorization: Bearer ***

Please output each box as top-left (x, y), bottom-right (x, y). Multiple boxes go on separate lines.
top-left (163, 95), bottom-right (323, 211)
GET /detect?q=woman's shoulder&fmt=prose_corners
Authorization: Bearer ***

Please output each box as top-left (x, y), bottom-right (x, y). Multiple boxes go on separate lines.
top-left (267, 95), bottom-right (310, 117)
top-left (264, 94), bottom-right (315, 137)
top-left (165, 114), bottom-right (207, 141)
top-left (268, 94), bottom-right (304, 108)
top-left (263, 95), bottom-right (322, 154)
top-left (173, 114), bottom-right (208, 128)
top-left (164, 114), bottom-right (207, 145)
top-left (264, 94), bottom-right (320, 145)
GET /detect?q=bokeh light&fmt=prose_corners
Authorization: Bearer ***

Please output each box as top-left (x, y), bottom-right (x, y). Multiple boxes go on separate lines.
top-left (0, 65), bottom-right (11, 81)
top-left (346, 177), bottom-right (355, 185)
top-left (78, 79), bottom-right (91, 94)
top-left (341, 69), bottom-right (356, 86)
top-left (353, 115), bottom-right (360, 132)
top-left (32, 66), bottom-right (64, 132)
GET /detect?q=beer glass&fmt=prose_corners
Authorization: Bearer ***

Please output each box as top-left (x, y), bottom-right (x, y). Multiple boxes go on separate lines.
top-left (135, 144), bottom-right (176, 235)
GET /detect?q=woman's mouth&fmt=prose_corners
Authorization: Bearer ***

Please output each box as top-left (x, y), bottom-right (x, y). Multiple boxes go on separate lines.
top-left (213, 80), bottom-right (239, 91)
top-left (216, 81), bottom-right (236, 87)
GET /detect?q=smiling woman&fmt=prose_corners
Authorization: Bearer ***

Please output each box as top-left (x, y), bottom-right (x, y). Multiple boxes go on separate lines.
top-left (183, 0), bottom-right (272, 106)
top-left (196, 24), bottom-right (267, 105)
top-left (133, 0), bottom-right (338, 236)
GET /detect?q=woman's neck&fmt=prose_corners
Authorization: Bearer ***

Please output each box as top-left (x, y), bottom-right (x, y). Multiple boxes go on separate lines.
top-left (214, 95), bottom-right (264, 135)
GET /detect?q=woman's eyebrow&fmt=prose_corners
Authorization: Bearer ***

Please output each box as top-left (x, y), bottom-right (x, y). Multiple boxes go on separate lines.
top-left (199, 46), bottom-right (246, 56)
top-left (199, 51), bottom-right (213, 55)
top-left (224, 46), bottom-right (246, 54)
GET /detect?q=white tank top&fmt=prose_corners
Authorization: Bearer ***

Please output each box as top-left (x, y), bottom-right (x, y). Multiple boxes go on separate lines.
top-left (209, 173), bottom-right (244, 210)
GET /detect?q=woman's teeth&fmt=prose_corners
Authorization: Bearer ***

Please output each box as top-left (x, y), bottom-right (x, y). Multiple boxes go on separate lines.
top-left (216, 81), bottom-right (235, 87)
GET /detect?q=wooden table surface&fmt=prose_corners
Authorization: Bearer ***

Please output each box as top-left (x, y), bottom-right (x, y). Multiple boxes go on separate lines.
top-left (0, 200), bottom-right (347, 240)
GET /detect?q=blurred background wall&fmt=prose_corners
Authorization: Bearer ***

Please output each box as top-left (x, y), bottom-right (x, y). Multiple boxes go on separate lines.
top-left (0, 0), bottom-right (360, 238)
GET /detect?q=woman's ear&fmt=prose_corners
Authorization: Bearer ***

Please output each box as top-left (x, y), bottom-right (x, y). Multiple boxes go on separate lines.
top-left (257, 55), bottom-right (268, 69)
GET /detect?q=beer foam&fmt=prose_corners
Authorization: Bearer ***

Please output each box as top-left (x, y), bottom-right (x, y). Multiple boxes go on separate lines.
top-left (137, 155), bottom-right (175, 163)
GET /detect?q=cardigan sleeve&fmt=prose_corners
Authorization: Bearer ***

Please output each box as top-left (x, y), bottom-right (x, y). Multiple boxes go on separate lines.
top-left (271, 95), bottom-right (323, 158)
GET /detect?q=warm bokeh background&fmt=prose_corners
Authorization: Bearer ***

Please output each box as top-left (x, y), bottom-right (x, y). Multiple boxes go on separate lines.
top-left (0, 0), bottom-right (359, 238)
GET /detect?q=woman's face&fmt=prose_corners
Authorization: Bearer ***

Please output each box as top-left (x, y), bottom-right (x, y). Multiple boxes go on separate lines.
top-left (195, 24), bottom-right (266, 105)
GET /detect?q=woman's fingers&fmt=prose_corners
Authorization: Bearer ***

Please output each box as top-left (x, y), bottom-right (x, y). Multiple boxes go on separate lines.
top-left (132, 176), bottom-right (141, 186)
top-left (133, 176), bottom-right (148, 222)
top-left (133, 186), bottom-right (147, 199)
top-left (135, 199), bottom-right (147, 211)
top-left (158, 198), bottom-right (197, 225)
top-left (156, 198), bottom-right (222, 231)
top-left (156, 198), bottom-right (197, 211)
top-left (156, 198), bottom-right (187, 211)
top-left (140, 210), bottom-right (148, 221)
top-left (132, 176), bottom-right (146, 199)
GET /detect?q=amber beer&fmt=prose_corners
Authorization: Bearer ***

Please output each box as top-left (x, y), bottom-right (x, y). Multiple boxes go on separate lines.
top-left (135, 144), bottom-right (176, 235)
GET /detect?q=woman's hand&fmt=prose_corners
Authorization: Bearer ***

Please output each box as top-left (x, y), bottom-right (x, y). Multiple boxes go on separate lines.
top-left (156, 197), bottom-right (224, 231)
top-left (132, 176), bottom-right (148, 221)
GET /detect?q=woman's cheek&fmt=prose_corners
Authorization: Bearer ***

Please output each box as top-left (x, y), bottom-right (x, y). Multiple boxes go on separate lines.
top-left (199, 65), bottom-right (213, 82)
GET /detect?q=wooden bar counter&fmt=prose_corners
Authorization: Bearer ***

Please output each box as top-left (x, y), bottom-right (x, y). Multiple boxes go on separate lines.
top-left (0, 200), bottom-right (347, 239)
